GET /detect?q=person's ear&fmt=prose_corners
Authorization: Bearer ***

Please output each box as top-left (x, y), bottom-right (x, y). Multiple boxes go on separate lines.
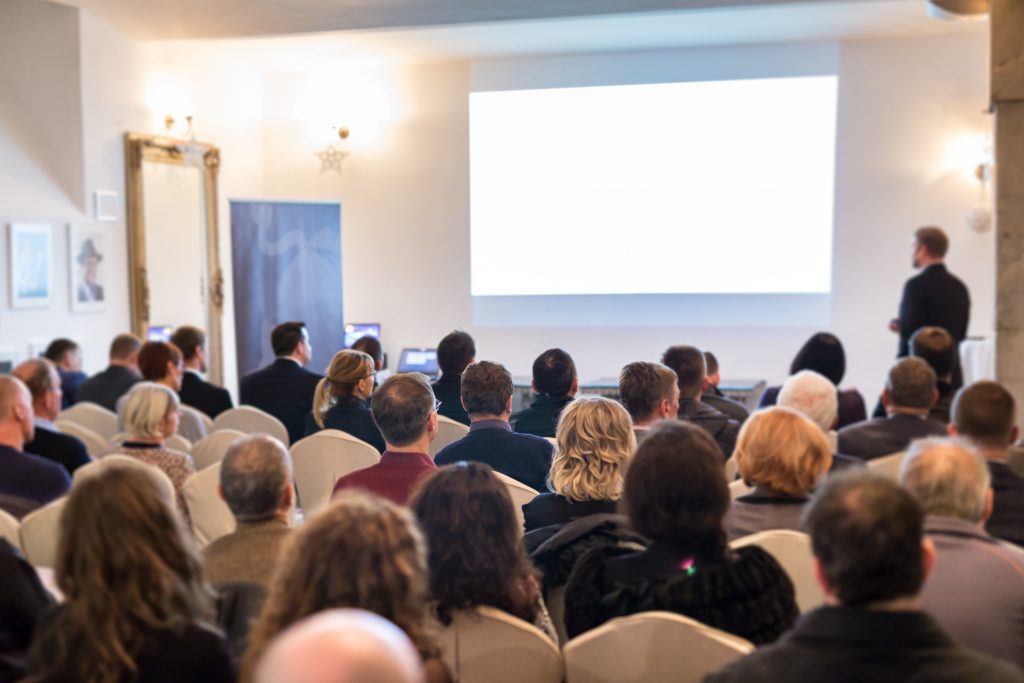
top-left (505, 394), bottom-right (513, 414)
top-left (701, 377), bottom-right (711, 393)
top-left (947, 423), bottom-right (958, 437)
top-left (921, 537), bottom-right (937, 581)
top-left (930, 388), bottom-right (939, 408)
top-left (531, 380), bottom-right (539, 393)
top-left (217, 484), bottom-right (227, 503)
top-left (571, 377), bottom-right (579, 396)
top-left (982, 487), bottom-right (994, 524)
top-left (881, 389), bottom-right (891, 408)
top-left (280, 484), bottom-right (294, 512)
top-left (1013, 426), bottom-right (1020, 445)
top-left (812, 557), bottom-right (837, 605)
top-left (426, 411), bottom-right (438, 440)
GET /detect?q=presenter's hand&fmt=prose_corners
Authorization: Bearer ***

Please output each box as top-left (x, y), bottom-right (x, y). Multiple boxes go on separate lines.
top-left (889, 318), bottom-right (900, 333)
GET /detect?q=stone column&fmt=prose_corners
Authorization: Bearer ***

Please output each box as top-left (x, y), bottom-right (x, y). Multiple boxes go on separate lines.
top-left (993, 0), bottom-right (1024, 423)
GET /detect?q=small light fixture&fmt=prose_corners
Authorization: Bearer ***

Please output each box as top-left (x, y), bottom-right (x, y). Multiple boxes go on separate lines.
top-left (926, 0), bottom-right (989, 21)
top-left (316, 126), bottom-right (351, 174)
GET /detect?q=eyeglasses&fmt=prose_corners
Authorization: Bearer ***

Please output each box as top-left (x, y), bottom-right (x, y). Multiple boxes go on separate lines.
top-left (433, 399), bottom-right (442, 413)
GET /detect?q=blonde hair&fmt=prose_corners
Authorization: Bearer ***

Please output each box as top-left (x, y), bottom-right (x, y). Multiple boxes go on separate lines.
top-left (313, 350), bottom-right (375, 428)
top-left (551, 396), bottom-right (635, 502)
top-left (734, 406), bottom-right (833, 496)
top-left (123, 382), bottom-right (179, 441)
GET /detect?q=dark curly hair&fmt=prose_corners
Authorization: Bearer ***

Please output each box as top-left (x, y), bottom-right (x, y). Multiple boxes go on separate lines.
top-left (409, 462), bottom-right (540, 625)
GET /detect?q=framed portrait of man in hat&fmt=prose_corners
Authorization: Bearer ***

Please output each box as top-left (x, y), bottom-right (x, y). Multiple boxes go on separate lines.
top-left (68, 224), bottom-right (106, 312)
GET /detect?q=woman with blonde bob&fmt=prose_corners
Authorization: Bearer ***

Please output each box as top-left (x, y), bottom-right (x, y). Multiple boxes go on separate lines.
top-left (724, 406), bottom-right (833, 540)
top-left (304, 349), bottom-right (384, 452)
top-left (523, 396), bottom-right (636, 533)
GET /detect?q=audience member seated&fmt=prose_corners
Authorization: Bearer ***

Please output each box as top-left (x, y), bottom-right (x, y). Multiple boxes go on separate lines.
top-left (661, 345), bottom-right (739, 458)
top-left (759, 332), bottom-right (867, 428)
top-left (838, 357), bottom-right (946, 460)
top-left (523, 397), bottom-right (633, 534)
top-left (872, 326), bottom-right (957, 424)
top-left (203, 435), bottom-right (294, 587)
top-left (902, 438), bottom-right (1024, 669)
top-left (565, 421), bottom-right (798, 643)
top-left (253, 609), bottom-right (426, 683)
top-left (331, 373), bottom-right (438, 505)
top-left (776, 370), bottom-right (864, 472)
top-left (240, 321), bottom-right (322, 445)
top-left (305, 349), bottom-right (384, 452)
top-left (0, 376), bottom-right (70, 519)
top-left (13, 359), bottom-right (89, 475)
top-left (241, 493), bottom-right (450, 683)
top-left (617, 361), bottom-right (679, 443)
top-left (431, 331), bottom-right (475, 427)
top-left (117, 341), bottom-right (207, 443)
top-left (410, 463), bottom-right (556, 640)
top-left (43, 338), bottom-right (86, 409)
top-left (76, 333), bottom-right (142, 411)
top-left (25, 464), bottom-right (233, 683)
top-left (948, 381), bottom-right (1024, 547)
top-left (512, 348), bottom-right (577, 438)
top-left (105, 382), bottom-right (196, 519)
top-left (702, 351), bottom-right (750, 424)
top-left (725, 407), bottom-right (832, 540)
top-left (171, 326), bottom-right (233, 419)
top-left (435, 361), bottom-right (554, 492)
top-left (705, 470), bottom-right (1023, 683)
top-left (350, 335), bottom-right (384, 373)
top-left (0, 538), bottom-right (54, 683)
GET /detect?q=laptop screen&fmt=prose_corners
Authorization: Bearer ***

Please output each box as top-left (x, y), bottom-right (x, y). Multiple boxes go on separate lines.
top-left (147, 325), bottom-right (173, 342)
top-left (344, 322), bottom-right (381, 348)
top-left (397, 348), bottom-right (439, 379)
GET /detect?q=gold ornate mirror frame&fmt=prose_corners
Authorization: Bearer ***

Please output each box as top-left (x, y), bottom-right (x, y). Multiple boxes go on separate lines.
top-left (124, 132), bottom-right (225, 385)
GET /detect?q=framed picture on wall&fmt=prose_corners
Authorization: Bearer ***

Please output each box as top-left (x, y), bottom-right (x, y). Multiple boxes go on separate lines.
top-left (8, 223), bottom-right (53, 308)
top-left (68, 224), bottom-right (107, 312)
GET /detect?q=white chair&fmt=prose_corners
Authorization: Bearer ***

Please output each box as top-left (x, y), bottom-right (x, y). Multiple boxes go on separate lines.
top-left (57, 402), bottom-right (119, 441)
top-left (437, 606), bottom-right (562, 683)
top-left (547, 585), bottom-right (569, 647)
top-left (166, 433), bottom-right (192, 453)
top-left (429, 415), bottom-right (470, 458)
top-left (731, 529), bottom-right (824, 613)
top-left (183, 462), bottom-right (235, 547)
top-left (54, 420), bottom-right (108, 458)
top-left (0, 508), bottom-right (21, 550)
top-left (19, 497), bottom-right (67, 568)
top-left (196, 410), bottom-right (214, 433)
top-left (563, 611), bottom-right (752, 683)
top-left (291, 430), bottom-right (380, 518)
top-left (724, 457), bottom-right (739, 483)
top-left (74, 454), bottom-right (177, 503)
top-left (493, 471), bottom-right (539, 535)
top-left (729, 478), bottom-right (753, 500)
top-left (868, 451), bottom-right (905, 481)
top-left (191, 429), bottom-right (246, 470)
top-left (213, 406), bottom-right (290, 446)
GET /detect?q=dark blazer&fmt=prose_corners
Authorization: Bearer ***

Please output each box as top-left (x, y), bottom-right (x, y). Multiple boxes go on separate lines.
top-left (512, 394), bottom-right (574, 438)
top-left (898, 263), bottom-right (970, 358)
top-left (239, 358), bottom-right (322, 445)
top-left (760, 386), bottom-right (868, 429)
top-left (522, 492), bottom-right (618, 533)
top-left (304, 396), bottom-right (385, 453)
top-left (986, 460), bottom-right (1024, 548)
top-left (431, 374), bottom-right (470, 426)
top-left (23, 425), bottom-right (90, 475)
top-left (837, 414), bottom-right (947, 461)
top-left (702, 388), bottom-right (750, 424)
top-left (75, 365), bottom-right (141, 412)
top-left (57, 369), bottom-right (87, 409)
top-left (180, 371), bottom-right (233, 419)
top-left (0, 445), bottom-right (71, 519)
top-left (704, 606), bottom-right (1021, 683)
top-left (434, 420), bottom-right (554, 492)
top-left (871, 380), bottom-right (955, 425)
top-left (678, 398), bottom-right (739, 459)
top-left (0, 539), bottom-right (54, 683)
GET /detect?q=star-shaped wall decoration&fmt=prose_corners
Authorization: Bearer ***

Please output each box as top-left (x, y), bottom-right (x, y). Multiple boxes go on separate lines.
top-left (316, 145), bottom-right (349, 174)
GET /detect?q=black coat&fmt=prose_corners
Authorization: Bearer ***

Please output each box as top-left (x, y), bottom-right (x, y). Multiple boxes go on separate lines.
top-left (23, 426), bottom-right (90, 475)
top-left (837, 414), bottom-right (947, 461)
top-left (239, 358), bottom-right (321, 445)
top-left (0, 539), bottom-right (54, 683)
top-left (527, 514), bottom-right (644, 593)
top-left (434, 421), bottom-right (553, 492)
top-left (304, 396), bottom-right (385, 453)
top-left (75, 365), bottom-right (140, 412)
top-left (678, 398), bottom-right (740, 459)
top-left (898, 263), bottom-right (970, 358)
top-left (702, 390), bottom-right (750, 425)
top-left (431, 374), bottom-right (470, 426)
top-left (986, 460), bottom-right (1024, 548)
top-left (180, 372), bottom-right (233, 420)
top-left (512, 394), bottom-right (574, 438)
top-left (522, 493), bottom-right (618, 534)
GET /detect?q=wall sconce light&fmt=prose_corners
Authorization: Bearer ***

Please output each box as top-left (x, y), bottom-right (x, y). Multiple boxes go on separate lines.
top-left (967, 133), bottom-right (994, 233)
top-left (316, 126), bottom-right (350, 174)
top-left (926, 0), bottom-right (989, 21)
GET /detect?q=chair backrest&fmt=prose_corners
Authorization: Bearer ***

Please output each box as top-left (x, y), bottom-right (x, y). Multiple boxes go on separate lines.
top-left (547, 585), bottom-right (569, 647)
top-left (429, 415), bottom-right (471, 458)
top-left (729, 477), bottom-right (753, 500)
top-left (54, 420), bottom-right (108, 458)
top-left (867, 451), bottom-right (905, 481)
top-left (437, 606), bottom-right (562, 683)
top-left (166, 433), bottom-right (193, 454)
top-left (196, 410), bottom-right (214, 432)
top-left (724, 457), bottom-right (739, 483)
top-left (19, 497), bottom-right (67, 568)
top-left (0, 508), bottom-right (21, 550)
top-left (730, 529), bottom-right (823, 613)
top-left (191, 429), bottom-right (246, 471)
top-left (564, 611), bottom-right (752, 683)
top-left (492, 471), bottom-right (539, 536)
top-left (183, 462), bottom-right (236, 547)
top-left (212, 406), bottom-right (290, 446)
top-left (58, 401), bottom-right (119, 440)
top-left (74, 454), bottom-right (177, 503)
top-left (291, 430), bottom-right (380, 518)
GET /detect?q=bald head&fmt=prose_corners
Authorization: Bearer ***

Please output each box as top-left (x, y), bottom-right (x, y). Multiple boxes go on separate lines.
top-left (0, 375), bottom-right (34, 449)
top-left (901, 438), bottom-right (991, 524)
top-left (254, 609), bottom-right (425, 683)
top-left (12, 358), bottom-right (61, 421)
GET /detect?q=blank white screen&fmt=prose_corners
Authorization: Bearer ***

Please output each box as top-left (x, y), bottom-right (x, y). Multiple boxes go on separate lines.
top-left (469, 76), bottom-right (838, 296)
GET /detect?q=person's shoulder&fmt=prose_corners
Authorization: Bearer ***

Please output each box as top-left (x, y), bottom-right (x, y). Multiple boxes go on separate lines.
top-left (18, 450), bottom-right (71, 480)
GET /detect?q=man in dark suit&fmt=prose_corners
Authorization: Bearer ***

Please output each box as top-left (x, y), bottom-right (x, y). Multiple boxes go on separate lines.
top-left (239, 321), bottom-right (321, 445)
top-left (872, 326), bottom-right (957, 424)
top-left (171, 325), bottom-right (232, 419)
top-left (44, 338), bottom-right (86, 409)
top-left (512, 348), bottom-right (577, 438)
top-left (12, 359), bottom-right (89, 475)
top-left (435, 360), bottom-right (554, 492)
top-left (948, 381), bottom-right (1024, 548)
top-left (702, 351), bottom-right (750, 424)
top-left (838, 358), bottom-right (946, 461)
top-left (76, 333), bottom-right (142, 412)
top-left (662, 345), bottom-right (740, 459)
top-left (892, 226), bottom-right (970, 387)
top-left (431, 330), bottom-right (474, 426)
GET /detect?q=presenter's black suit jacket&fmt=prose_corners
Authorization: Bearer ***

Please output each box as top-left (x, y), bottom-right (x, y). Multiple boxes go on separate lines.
top-left (180, 371), bottom-right (233, 419)
top-left (24, 426), bottom-right (90, 475)
top-left (898, 263), bottom-right (970, 359)
top-left (239, 358), bottom-right (322, 445)
top-left (986, 461), bottom-right (1024, 548)
top-left (837, 414), bottom-right (947, 461)
top-left (434, 420), bottom-right (554, 493)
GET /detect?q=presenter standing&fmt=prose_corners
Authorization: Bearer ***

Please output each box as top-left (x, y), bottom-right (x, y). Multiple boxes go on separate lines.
top-left (889, 226), bottom-right (970, 387)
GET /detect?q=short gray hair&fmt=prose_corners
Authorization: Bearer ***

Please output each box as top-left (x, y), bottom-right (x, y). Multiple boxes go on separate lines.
top-left (123, 382), bottom-right (179, 441)
top-left (886, 357), bottom-right (936, 410)
top-left (777, 370), bottom-right (838, 433)
top-left (371, 373), bottom-right (435, 447)
top-left (900, 437), bottom-right (990, 523)
top-left (220, 434), bottom-right (293, 522)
